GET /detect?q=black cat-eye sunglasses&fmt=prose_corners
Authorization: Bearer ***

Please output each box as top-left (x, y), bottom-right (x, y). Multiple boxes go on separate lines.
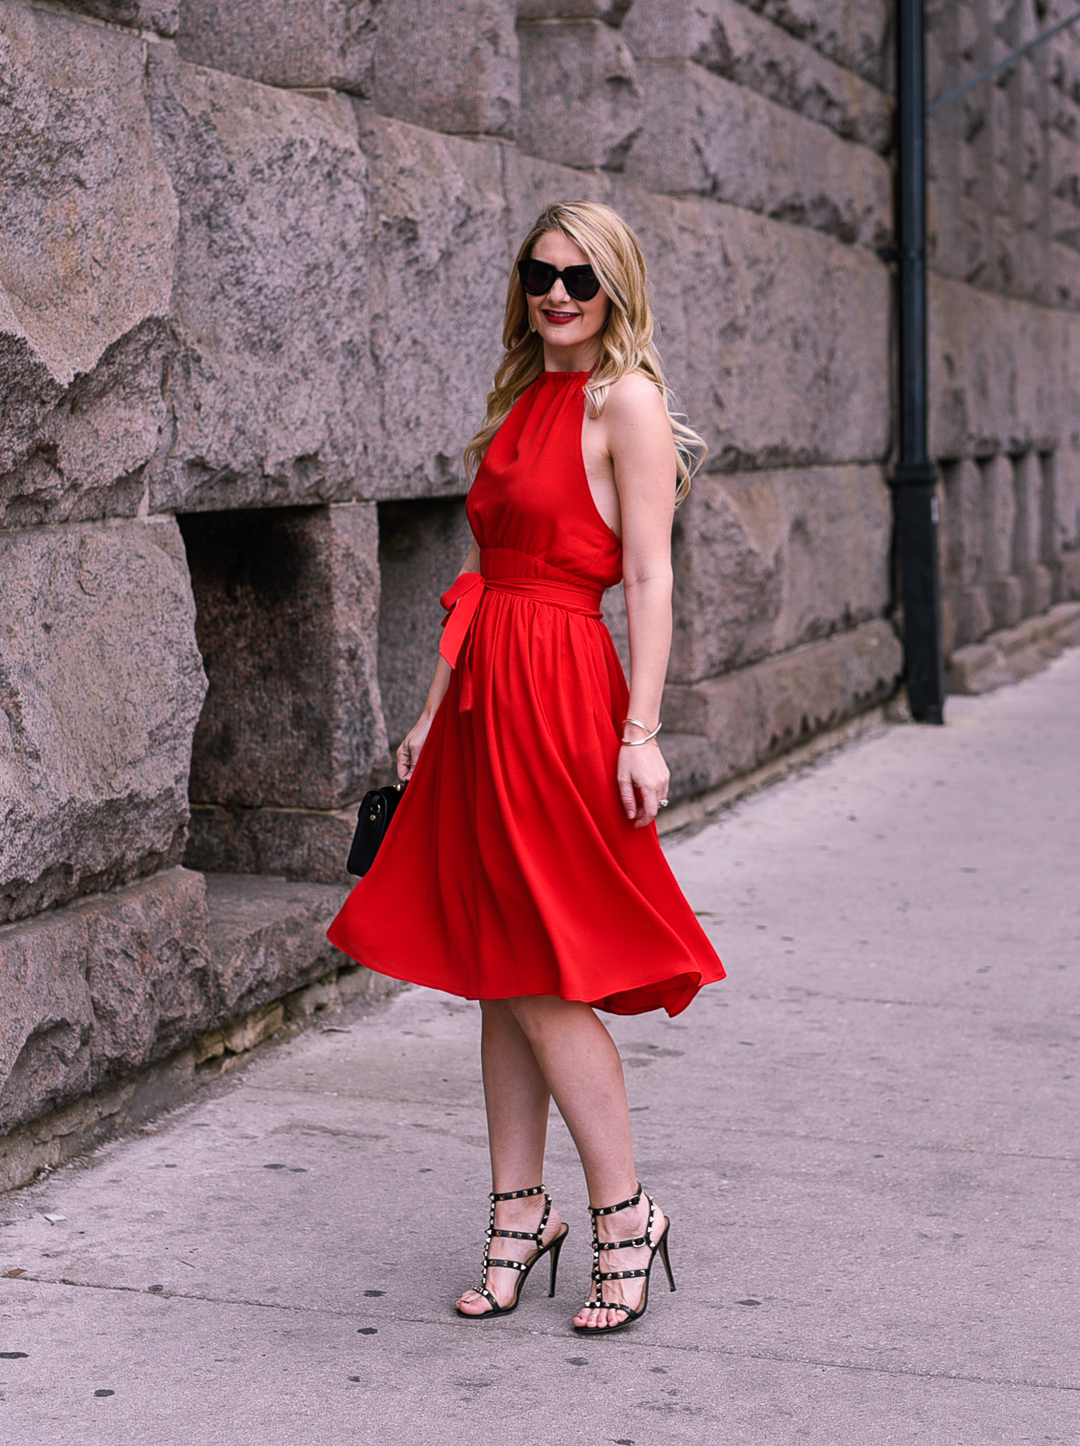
top-left (517, 257), bottom-right (603, 302)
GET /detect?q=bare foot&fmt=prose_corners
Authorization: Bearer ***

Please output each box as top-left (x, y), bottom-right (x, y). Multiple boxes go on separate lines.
top-left (572, 1193), bottom-right (667, 1331)
top-left (456, 1193), bottom-right (564, 1315)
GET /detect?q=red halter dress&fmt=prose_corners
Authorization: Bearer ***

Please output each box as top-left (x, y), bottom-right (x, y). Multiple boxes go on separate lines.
top-left (327, 369), bottom-right (724, 1016)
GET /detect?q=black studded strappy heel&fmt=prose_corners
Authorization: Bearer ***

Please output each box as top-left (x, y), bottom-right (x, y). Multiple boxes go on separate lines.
top-left (455, 1184), bottom-right (569, 1318)
top-left (574, 1182), bottom-right (675, 1335)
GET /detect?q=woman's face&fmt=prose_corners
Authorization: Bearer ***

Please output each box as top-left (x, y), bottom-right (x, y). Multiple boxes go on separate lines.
top-left (525, 230), bottom-right (610, 365)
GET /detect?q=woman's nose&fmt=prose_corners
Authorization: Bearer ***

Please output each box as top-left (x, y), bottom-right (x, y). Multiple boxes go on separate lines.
top-left (547, 278), bottom-right (572, 304)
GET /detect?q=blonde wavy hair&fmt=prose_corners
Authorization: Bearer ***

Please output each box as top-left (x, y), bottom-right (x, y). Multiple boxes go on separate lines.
top-left (464, 201), bottom-right (705, 502)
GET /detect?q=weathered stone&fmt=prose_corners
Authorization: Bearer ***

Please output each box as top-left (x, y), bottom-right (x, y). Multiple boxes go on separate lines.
top-left (948, 602), bottom-right (1080, 694)
top-left (1057, 547), bottom-right (1080, 599)
top-left (285, 975), bottom-right (344, 1020)
top-left (0, 520), bottom-right (206, 925)
top-left (981, 454), bottom-right (1017, 581)
top-left (623, 0), bottom-right (892, 151)
top-left (203, 874), bottom-right (355, 1021)
top-left (0, 868), bottom-right (210, 1134)
top-left (185, 804), bottom-right (361, 886)
top-left (611, 187), bottom-right (891, 470)
top-left (941, 458), bottom-right (983, 588)
top-left (517, 18), bottom-right (643, 169)
top-left (1012, 450), bottom-right (1043, 570)
top-left (1042, 448), bottom-right (1080, 556)
top-left (667, 465), bottom-right (892, 684)
top-left (519, 1), bottom-right (632, 18)
top-left (60, 1), bottom-right (178, 33)
top-left (373, 0), bottom-right (518, 138)
top-left (930, 274), bottom-right (1080, 457)
top-left (740, 0), bottom-right (891, 89)
top-left (661, 619), bottom-right (902, 796)
top-left (146, 52), bottom-right (371, 513)
top-left (356, 113), bottom-right (508, 498)
top-left (625, 60), bottom-right (891, 248)
top-left (0, 3), bottom-right (178, 527)
top-left (378, 496), bottom-right (473, 745)
top-left (181, 503), bottom-right (386, 813)
top-left (177, 1), bottom-right (377, 95)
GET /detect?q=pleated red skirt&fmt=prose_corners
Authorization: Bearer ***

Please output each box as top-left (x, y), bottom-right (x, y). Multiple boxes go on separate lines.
top-left (327, 370), bottom-right (724, 1016)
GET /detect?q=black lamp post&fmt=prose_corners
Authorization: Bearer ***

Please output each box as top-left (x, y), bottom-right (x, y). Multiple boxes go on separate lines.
top-left (891, 0), bottom-right (946, 723)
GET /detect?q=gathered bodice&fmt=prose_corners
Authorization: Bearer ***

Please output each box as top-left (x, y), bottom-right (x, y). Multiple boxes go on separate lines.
top-left (466, 370), bottom-right (623, 591)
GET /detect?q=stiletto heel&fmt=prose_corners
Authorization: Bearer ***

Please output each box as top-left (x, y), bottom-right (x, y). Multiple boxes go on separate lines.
top-left (548, 1229), bottom-right (566, 1296)
top-left (573, 1182), bottom-right (672, 1335)
top-left (455, 1184), bottom-right (569, 1318)
top-left (658, 1228), bottom-right (676, 1292)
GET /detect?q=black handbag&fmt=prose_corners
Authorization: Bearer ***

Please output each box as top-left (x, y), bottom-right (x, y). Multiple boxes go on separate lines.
top-left (347, 782), bottom-right (406, 877)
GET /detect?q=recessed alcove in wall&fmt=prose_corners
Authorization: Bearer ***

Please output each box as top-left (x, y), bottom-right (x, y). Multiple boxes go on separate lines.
top-left (178, 503), bottom-right (384, 818)
top-left (377, 497), bottom-right (472, 746)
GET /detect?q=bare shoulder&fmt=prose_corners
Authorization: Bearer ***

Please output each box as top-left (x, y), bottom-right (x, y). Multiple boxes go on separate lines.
top-left (603, 370), bottom-right (667, 423)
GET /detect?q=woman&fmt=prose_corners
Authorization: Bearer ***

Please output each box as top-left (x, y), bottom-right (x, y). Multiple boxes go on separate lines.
top-left (328, 201), bottom-right (724, 1334)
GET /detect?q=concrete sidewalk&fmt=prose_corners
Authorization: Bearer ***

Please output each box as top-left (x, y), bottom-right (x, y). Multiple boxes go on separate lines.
top-left (2, 650), bottom-right (1078, 1446)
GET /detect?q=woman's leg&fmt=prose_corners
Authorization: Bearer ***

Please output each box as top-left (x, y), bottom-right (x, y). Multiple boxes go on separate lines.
top-left (455, 999), bottom-right (565, 1314)
top-left (505, 995), bottom-right (668, 1331)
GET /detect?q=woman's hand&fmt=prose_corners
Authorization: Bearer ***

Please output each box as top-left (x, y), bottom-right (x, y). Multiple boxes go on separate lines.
top-left (396, 713), bottom-right (433, 781)
top-left (617, 740), bottom-right (671, 828)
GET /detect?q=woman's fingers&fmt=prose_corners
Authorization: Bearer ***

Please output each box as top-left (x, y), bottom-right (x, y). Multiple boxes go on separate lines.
top-left (618, 769), bottom-right (638, 821)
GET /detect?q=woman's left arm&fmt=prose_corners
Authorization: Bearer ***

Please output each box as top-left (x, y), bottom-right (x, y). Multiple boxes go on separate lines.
top-left (606, 374), bottom-right (678, 828)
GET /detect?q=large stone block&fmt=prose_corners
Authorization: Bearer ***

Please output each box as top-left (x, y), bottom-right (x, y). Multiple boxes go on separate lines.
top-left (1042, 447), bottom-right (1080, 555)
top-left (59, 1), bottom-right (178, 32)
top-left (624, 60), bottom-right (891, 248)
top-left (373, 0), bottom-right (518, 138)
top-left (612, 187), bottom-right (891, 470)
top-left (146, 52), bottom-right (371, 513)
top-left (661, 619), bottom-right (902, 794)
top-left (981, 454), bottom-right (1017, 581)
top-left (623, 0), bottom-right (892, 152)
top-left (668, 465), bottom-right (892, 683)
top-left (941, 458), bottom-right (983, 588)
top-left (185, 804), bottom-right (360, 885)
top-left (519, 1), bottom-right (631, 17)
top-left (181, 503), bottom-right (386, 813)
top-left (0, 3), bottom-right (178, 528)
top-left (1013, 450), bottom-right (1043, 570)
top-left (177, 1), bottom-right (377, 95)
top-left (356, 113), bottom-right (509, 498)
top-left (0, 868), bottom-right (210, 1134)
top-left (517, 18), bottom-right (643, 169)
top-left (740, 0), bottom-right (891, 88)
top-left (930, 273), bottom-right (1080, 457)
top-left (0, 519), bottom-right (207, 926)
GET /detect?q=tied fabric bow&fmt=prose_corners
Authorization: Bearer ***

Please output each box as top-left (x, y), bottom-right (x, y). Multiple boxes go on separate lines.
top-left (439, 571), bottom-right (485, 711)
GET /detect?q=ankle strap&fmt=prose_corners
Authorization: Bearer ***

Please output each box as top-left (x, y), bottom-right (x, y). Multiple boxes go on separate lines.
top-left (490, 1184), bottom-right (546, 1202)
top-left (589, 1183), bottom-right (643, 1216)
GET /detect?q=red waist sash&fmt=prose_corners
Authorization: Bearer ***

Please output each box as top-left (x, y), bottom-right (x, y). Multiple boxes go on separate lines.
top-left (439, 561), bottom-right (604, 710)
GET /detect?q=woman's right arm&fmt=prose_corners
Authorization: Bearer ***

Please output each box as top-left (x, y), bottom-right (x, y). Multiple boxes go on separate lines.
top-left (395, 539), bottom-right (480, 781)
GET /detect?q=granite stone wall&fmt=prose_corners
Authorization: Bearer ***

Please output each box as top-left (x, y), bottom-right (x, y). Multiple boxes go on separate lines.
top-left (3, 0), bottom-right (1079, 1151)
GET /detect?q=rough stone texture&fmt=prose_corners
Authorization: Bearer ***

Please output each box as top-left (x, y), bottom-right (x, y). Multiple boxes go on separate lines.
top-left (181, 503), bottom-right (386, 813)
top-left (146, 51), bottom-right (371, 514)
top-left (741, 0), bottom-right (891, 89)
top-left (0, 868), bottom-right (210, 1135)
top-left (377, 496), bottom-right (473, 744)
top-left (356, 113), bottom-right (507, 498)
top-left (517, 18), bottom-right (643, 169)
top-left (0, 3), bottom-right (178, 528)
top-left (930, 274), bottom-right (1080, 459)
top-left (177, 1), bottom-right (378, 95)
top-left (185, 805), bottom-right (363, 886)
top-left (613, 188), bottom-right (891, 470)
top-left (661, 618), bottom-right (903, 797)
top-left (625, 61), bottom-right (891, 248)
top-left (982, 454), bottom-right (1017, 585)
top-left (59, 0), bottom-right (178, 32)
top-left (947, 602), bottom-right (1080, 695)
top-left (202, 874), bottom-right (354, 1022)
top-left (0, 519), bottom-right (207, 926)
top-left (1043, 447), bottom-right (1080, 558)
top-left (623, 0), bottom-right (892, 152)
top-left (373, 0), bottom-right (519, 138)
top-left (519, 1), bottom-right (631, 18)
top-left (668, 465), bottom-right (892, 684)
